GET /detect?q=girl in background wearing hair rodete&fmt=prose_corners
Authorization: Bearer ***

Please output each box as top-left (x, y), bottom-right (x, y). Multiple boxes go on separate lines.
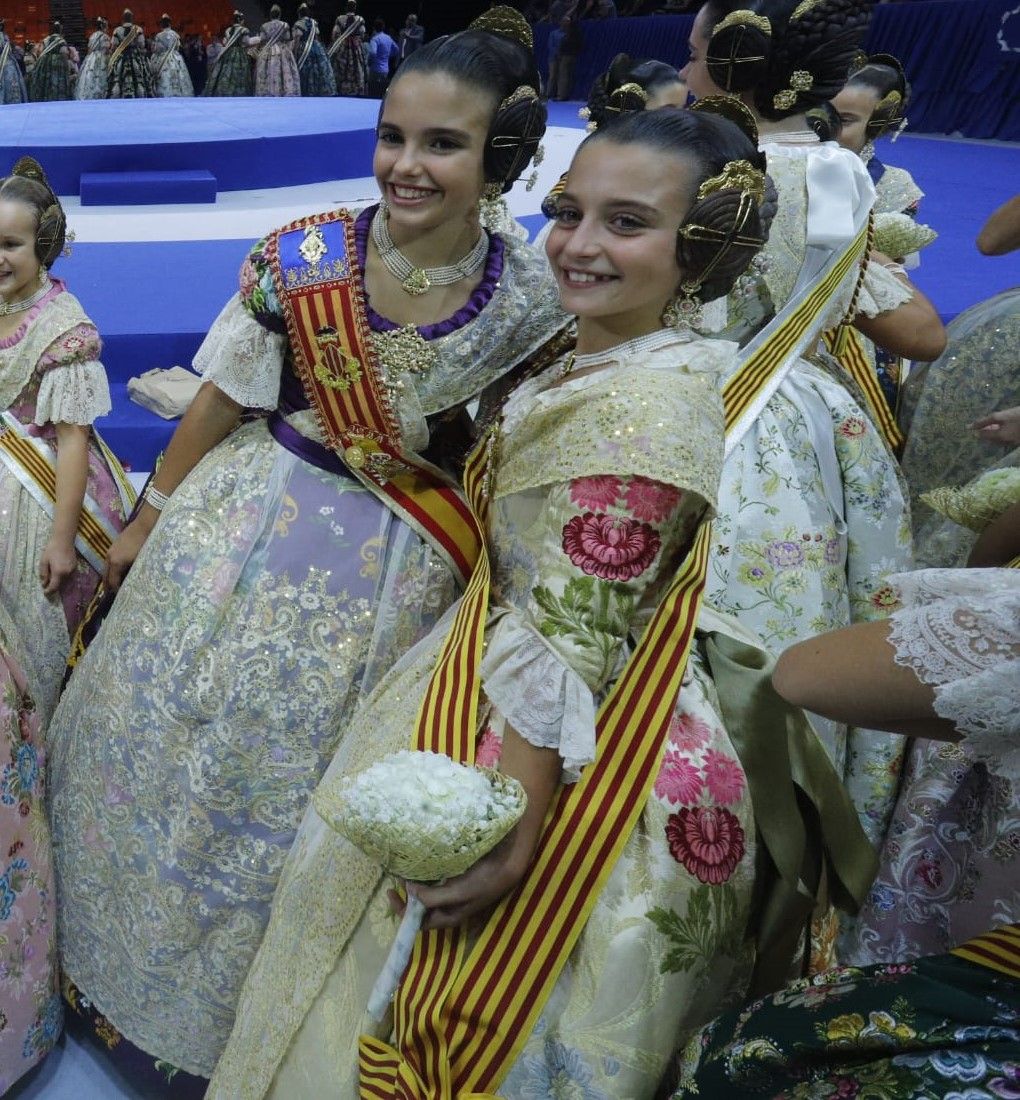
top-left (107, 8), bottom-right (153, 98)
top-left (834, 54), bottom-right (923, 222)
top-left (27, 20), bottom-right (73, 101)
top-left (532, 53), bottom-right (687, 251)
top-left (208, 105), bottom-right (873, 1100)
top-left (0, 18), bottom-right (28, 104)
top-left (833, 53), bottom-right (935, 416)
top-left (330, 0), bottom-right (368, 97)
top-left (252, 4), bottom-right (300, 97)
top-left (74, 17), bottom-right (113, 100)
top-left (681, 0), bottom-right (945, 872)
top-left (48, 9), bottom-right (564, 1088)
top-left (0, 158), bottom-right (131, 1089)
top-left (292, 2), bottom-right (337, 97)
top-left (150, 13), bottom-right (194, 97)
top-left (203, 9), bottom-right (252, 96)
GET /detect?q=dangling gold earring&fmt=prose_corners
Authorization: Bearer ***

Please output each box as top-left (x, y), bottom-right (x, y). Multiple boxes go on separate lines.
top-left (661, 282), bottom-right (704, 335)
top-left (480, 180), bottom-right (505, 227)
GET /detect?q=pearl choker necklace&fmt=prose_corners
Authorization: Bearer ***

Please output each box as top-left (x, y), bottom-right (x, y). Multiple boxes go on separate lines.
top-left (371, 207), bottom-right (488, 297)
top-left (561, 328), bottom-right (682, 376)
top-left (0, 275), bottom-right (52, 317)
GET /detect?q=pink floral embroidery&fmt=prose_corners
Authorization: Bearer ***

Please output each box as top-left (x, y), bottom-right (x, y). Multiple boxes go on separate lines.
top-left (568, 475), bottom-right (622, 511)
top-left (701, 749), bottom-right (745, 805)
top-left (562, 513), bottom-right (660, 581)
top-left (623, 476), bottom-right (682, 524)
top-left (666, 806), bottom-right (745, 884)
top-left (654, 750), bottom-right (703, 805)
top-left (668, 712), bottom-right (712, 753)
top-left (837, 416), bottom-right (867, 439)
top-left (475, 726), bottom-right (503, 769)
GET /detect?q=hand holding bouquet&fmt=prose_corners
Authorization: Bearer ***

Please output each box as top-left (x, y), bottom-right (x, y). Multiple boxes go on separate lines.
top-left (315, 749), bottom-right (527, 1019)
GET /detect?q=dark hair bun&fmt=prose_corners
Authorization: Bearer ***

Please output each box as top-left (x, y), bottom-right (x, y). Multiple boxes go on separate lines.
top-left (706, 17), bottom-right (772, 94)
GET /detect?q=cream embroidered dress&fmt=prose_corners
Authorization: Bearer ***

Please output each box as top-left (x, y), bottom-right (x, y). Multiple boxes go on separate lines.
top-left (209, 330), bottom-right (762, 1099)
top-left (708, 134), bottom-right (914, 851)
top-left (47, 208), bottom-right (564, 1077)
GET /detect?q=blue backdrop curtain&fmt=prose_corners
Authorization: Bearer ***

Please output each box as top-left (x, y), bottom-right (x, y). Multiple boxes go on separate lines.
top-left (534, 0), bottom-right (1020, 141)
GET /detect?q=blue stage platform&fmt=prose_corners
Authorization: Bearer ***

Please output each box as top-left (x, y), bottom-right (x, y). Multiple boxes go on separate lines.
top-left (0, 97), bottom-right (379, 195)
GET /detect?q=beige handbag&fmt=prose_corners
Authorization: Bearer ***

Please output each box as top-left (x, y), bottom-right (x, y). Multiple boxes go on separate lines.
top-left (127, 366), bottom-right (203, 419)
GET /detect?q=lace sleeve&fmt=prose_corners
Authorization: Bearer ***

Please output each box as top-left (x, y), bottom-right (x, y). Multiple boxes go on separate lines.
top-left (34, 323), bottom-right (112, 425)
top-left (855, 258), bottom-right (914, 319)
top-left (886, 568), bottom-right (1020, 763)
top-left (192, 292), bottom-right (286, 410)
top-left (480, 611), bottom-right (596, 783)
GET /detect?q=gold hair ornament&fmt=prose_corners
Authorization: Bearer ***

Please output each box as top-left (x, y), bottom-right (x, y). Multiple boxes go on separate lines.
top-left (790, 0), bottom-right (825, 20)
top-left (469, 5), bottom-right (533, 51)
top-left (490, 85), bottom-right (544, 191)
top-left (690, 94), bottom-right (760, 147)
top-left (11, 156), bottom-right (50, 187)
top-left (695, 159), bottom-right (766, 207)
top-left (712, 9), bottom-right (771, 36)
top-left (772, 69), bottom-right (813, 110)
top-left (678, 190), bottom-right (765, 293)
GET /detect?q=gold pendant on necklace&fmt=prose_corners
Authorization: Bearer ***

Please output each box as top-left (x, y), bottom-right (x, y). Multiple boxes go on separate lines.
top-left (401, 268), bottom-right (431, 296)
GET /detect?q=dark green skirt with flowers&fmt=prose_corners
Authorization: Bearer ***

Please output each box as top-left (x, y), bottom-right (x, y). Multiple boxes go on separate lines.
top-left (670, 926), bottom-right (1020, 1099)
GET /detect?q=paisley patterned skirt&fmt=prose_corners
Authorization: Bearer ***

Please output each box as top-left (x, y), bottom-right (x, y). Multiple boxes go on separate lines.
top-left (48, 418), bottom-right (459, 1076)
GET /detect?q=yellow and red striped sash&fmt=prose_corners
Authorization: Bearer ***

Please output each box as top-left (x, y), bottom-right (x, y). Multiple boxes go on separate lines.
top-left (361, 220), bottom-right (873, 1099)
top-left (823, 325), bottom-right (905, 452)
top-left (267, 210), bottom-right (481, 586)
top-left (724, 223), bottom-right (871, 453)
top-left (952, 925), bottom-right (1020, 981)
top-left (0, 411), bottom-right (131, 574)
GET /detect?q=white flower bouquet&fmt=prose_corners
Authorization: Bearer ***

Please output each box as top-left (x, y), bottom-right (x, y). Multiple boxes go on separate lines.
top-left (873, 211), bottom-right (937, 260)
top-left (921, 467), bottom-right (1020, 531)
top-left (316, 749), bottom-right (527, 1019)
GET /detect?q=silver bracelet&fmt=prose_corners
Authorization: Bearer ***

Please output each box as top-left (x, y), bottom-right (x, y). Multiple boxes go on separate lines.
top-left (142, 484), bottom-right (170, 512)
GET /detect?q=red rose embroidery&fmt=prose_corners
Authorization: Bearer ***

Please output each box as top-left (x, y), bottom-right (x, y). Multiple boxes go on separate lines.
top-left (562, 513), bottom-right (660, 581)
top-left (569, 475), bottom-right (622, 511)
top-left (666, 806), bottom-right (745, 884)
top-left (623, 476), bottom-right (682, 524)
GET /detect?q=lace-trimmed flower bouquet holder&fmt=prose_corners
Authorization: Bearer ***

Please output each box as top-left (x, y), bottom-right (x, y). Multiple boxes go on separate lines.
top-left (323, 749), bottom-right (526, 1020)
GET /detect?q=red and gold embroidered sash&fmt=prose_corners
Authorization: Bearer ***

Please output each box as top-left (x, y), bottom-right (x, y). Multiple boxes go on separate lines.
top-left (359, 220), bottom-right (873, 1099)
top-left (267, 209), bottom-right (482, 586)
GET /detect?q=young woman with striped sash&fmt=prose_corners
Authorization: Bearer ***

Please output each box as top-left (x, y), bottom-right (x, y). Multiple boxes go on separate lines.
top-left (208, 106), bottom-right (874, 1100)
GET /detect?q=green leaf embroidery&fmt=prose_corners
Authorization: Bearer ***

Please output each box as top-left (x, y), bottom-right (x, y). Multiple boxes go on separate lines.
top-left (647, 884), bottom-right (741, 976)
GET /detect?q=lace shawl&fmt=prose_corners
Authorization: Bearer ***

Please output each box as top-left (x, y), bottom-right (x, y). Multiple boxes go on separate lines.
top-left (1, 290), bottom-right (111, 424)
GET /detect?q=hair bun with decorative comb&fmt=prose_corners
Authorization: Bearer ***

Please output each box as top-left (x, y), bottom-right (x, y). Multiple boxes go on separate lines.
top-left (469, 5), bottom-right (533, 51)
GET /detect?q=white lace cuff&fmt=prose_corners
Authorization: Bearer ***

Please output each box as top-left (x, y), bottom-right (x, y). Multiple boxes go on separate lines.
top-left (886, 568), bottom-right (1020, 763)
top-left (34, 359), bottom-right (112, 425)
top-left (856, 259), bottom-right (914, 319)
top-left (480, 610), bottom-right (596, 784)
top-left (193, 293), bottom-right (286, 410)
